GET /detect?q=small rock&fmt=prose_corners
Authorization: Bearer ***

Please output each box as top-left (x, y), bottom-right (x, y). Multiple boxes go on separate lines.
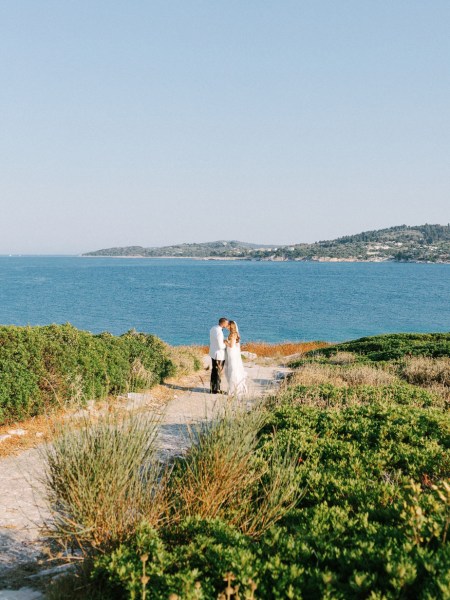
top-left (27, 563), bottom-right (74, 579)
top-left (241, 351), bottom-right (257, 360)
top-left (0, 434), bottom-right (12, 443)
top-left (70, 409), bottom-right (90, 419)
top-left (35, 432), bottom-right (44, 438)
top-left (8, 429), bottom-right (27, 436)
top-left (0, 588), bottom-right (43, 599)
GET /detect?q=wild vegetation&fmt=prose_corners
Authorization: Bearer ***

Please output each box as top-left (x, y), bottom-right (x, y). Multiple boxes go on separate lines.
top-left (84, 224), bottom-right (450, 262)
top-left (311, 332), bottom-right (450, 362)
top-left (0, 324), bottom-right (200, 425)
top-left (195, 341), bottom-right (329, 359)
top-left (43, 411), bottom-right (166, 551)
top-left (44, 332), bottom-right (449, 599)
top-left (241, 340), bottom-right (328, 358)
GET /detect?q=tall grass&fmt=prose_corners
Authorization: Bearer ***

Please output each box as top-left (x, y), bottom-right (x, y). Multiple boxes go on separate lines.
top-left (43, 401), bottom-right (304, 562)
top-left (42, 411), bottom-right (168, 552)
top-left (400, 356), bottom-right (450, 387)
top-left (167, 345), bottom-right (204, 376)
top-left (196, 341), bottom-right (328, 358)
top-left (289, 362), bottom-right (398, 387)
top-left (242, 341), bottom-right (329, 358)
top-left (170, 405), bottom-right (303, 537)
top-left (171, 407), bottom-right (265, 525)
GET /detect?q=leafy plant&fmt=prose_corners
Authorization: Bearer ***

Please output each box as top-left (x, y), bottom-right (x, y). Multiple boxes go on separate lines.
top-left (0, 324), bottom-right (175, 424)
top-left (316, 332), bottom-right (450, 362)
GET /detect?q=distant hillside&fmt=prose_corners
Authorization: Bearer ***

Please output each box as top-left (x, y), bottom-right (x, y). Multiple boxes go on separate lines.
top-left (83, 224), bottom-right (450, 263)
top-left (83, 240), bottom-right (274, 258)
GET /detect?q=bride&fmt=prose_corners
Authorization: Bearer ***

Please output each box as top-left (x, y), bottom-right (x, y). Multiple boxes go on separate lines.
top-left (224, 321), bottom-right (248, 398)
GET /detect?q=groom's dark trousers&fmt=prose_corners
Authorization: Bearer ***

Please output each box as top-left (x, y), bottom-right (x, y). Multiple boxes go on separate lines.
top-left (210, 359), bottom-right (225, 394)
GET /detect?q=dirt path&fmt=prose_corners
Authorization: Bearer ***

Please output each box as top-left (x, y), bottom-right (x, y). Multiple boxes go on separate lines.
top-left (0, 358), bottom-right (289, 597)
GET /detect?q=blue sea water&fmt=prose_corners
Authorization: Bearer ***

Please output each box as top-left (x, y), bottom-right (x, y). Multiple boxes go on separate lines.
top-left (0, 256), bottom-right (448, 345)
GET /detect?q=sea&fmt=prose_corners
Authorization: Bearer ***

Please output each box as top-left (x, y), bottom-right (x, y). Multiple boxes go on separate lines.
top-left (0, 256), bottom-right (448, 346)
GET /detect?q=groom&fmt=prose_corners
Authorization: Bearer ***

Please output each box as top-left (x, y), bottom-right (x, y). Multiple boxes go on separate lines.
top-left (209, 317), bottom-right (229, 394)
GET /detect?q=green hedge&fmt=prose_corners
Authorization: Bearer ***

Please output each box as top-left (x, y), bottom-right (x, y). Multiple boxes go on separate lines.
top-left (0, 324), bottom-right (174, 424)
top-left (316, 333), bottom-right (450, 362)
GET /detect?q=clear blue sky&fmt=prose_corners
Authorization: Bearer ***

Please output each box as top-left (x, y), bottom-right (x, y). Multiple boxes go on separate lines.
top-left (1, 1), bottom-right (449, 254)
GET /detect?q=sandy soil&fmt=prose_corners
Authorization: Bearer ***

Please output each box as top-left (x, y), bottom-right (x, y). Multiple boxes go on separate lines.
top-left (0, 358), bottom-right (289, 597)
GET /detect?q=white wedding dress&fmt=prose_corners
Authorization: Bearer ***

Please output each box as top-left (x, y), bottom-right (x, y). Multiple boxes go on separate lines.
top-left (225, 339), bottom-right (248, 398)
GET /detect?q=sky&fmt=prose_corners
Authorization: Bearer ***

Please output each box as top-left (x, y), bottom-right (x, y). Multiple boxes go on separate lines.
top-left (1, 1), bottom-right (449, 254)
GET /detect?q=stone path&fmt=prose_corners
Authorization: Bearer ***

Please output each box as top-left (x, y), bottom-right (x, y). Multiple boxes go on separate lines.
top-left (0, 359), bottom-right (289, 597)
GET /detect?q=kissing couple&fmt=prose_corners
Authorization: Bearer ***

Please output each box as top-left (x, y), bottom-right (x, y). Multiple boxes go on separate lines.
top-left (209, 318), bottom-right (248, 398)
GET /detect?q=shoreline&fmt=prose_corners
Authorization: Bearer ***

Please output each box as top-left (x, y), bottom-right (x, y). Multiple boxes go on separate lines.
top-left (80, 255), bottom-right (450, 264)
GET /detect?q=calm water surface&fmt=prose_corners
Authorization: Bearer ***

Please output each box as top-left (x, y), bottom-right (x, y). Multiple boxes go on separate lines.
top-left (0, 257), bottom-right (448, 345)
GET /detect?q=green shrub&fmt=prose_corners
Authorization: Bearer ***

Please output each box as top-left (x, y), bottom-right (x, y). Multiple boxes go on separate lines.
top-left (93, 476), bottom-right (450, 600)
top-left (93, 519), bottom-right (258, 600)
top-left (316, 332), bottom-right (450, 362)
top-left (0, 324), bottom-right (174, 423)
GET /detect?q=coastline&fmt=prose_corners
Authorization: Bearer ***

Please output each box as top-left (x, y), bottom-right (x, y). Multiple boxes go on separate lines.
top-left (80, 255), bottom-right (450, 264)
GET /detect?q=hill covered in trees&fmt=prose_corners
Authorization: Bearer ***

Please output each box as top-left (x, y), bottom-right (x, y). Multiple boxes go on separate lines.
top-left (83, 224), bottom-right (450, 262)
top-left (83, 240), bottom-right (273, 258)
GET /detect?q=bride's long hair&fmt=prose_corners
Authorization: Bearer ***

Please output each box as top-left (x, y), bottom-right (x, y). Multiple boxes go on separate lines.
top-left (228, 321), bottom-right (241, 343)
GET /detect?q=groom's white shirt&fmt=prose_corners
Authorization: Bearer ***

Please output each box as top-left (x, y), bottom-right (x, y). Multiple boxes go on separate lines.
top-left (209, 325), bottom-right (226, 361)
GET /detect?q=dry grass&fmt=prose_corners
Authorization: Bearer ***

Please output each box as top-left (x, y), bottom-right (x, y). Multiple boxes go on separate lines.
top-left (42, 410), bottom-right (169, 553)
top-left (425, 383), bottom-right (450, 404)
top-left (327, 351), bottom-right (358, 365)
top-left (290, 363), bottom-right (398, 387)
top-left (400, 357), bottom-right (450, 387)
top-left (42, 399), bottom-right (303, 559)
top-left (241, 341), bottom-right (329, 358)
top-left (172, 408), bottom-right (266, 523)
top-left (171, 405), bottom-right (303, 538)
top-left (197, 341), bottom-right (328, 358)
top-left (0, 413), bottom-right (54, 457)
top-left (167, 345), bottom-right (205, 376)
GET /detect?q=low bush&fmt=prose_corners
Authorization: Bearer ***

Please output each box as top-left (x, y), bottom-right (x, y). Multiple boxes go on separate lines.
top-left (317, 332), bottom-right (450, 362)
top-left (0, 324), bottom-right (175, 424)
top-left (93, 519), bottom-right (258, 600)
